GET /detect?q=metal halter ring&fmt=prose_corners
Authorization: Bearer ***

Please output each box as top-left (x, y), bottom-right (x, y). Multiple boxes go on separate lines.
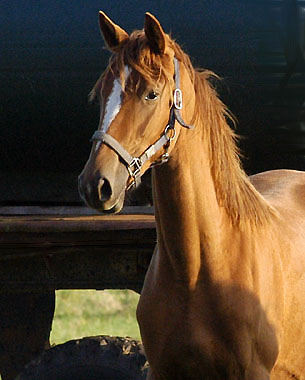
top-left (165, 125), bottom-right (177, 142)
top-left (173, 88), bottom-right (183, 110)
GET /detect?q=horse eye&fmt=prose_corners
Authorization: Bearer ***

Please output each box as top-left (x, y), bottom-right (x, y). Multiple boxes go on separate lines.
top-left (145, 91), bottom-right (159, 101)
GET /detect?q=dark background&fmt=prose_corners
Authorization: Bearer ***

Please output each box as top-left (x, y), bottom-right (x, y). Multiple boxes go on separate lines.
top-left (1, 0), bottom-right (305, 203)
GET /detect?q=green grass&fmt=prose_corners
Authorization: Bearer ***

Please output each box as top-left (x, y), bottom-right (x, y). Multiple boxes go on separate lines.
top-left (50, 289), bottom-right (141, 345)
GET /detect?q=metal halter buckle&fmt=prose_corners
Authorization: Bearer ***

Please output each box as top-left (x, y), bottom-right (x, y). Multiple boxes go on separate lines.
top-left (173, 88), bottom-right (183, 110)
top-left (127, 157), bottom-right (142, 179)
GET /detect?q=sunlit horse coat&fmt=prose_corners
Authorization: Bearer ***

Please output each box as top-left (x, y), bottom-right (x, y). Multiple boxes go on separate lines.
top-left (79, 11), bottom-right (305, 380)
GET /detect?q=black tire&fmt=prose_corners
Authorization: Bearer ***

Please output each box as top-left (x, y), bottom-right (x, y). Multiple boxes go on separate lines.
top-left (15, 335), bottom-right (148, 380)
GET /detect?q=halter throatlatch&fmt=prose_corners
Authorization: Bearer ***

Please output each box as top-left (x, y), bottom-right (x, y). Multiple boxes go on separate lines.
top-left (90, 57), bottom-right (194, 188)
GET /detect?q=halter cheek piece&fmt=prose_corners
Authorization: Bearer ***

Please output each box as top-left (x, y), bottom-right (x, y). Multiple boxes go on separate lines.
top-left (90, 58), bottom-right (194, 189)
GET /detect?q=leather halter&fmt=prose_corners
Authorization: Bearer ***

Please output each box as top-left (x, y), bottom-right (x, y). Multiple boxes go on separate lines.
top-left (90, 58), bottom-right (194, 188)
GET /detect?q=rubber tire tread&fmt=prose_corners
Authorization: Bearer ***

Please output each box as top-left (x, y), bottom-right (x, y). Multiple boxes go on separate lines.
top-left (15, 335), bottom-right (148, 380)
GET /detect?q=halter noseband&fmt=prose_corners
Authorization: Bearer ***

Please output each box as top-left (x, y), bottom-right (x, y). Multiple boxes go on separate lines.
top-left (90, 58), bottom-right (193, 188)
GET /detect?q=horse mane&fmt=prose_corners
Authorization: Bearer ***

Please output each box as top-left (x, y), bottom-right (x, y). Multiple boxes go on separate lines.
top-left (191, 71), bottom-right (277, 226)
top-left (91, 29), bottom-right (277, 227)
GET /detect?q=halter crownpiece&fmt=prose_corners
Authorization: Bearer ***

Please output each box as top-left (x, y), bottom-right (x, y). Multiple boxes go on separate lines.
top-left (90, 58), bottom-right (194, 188)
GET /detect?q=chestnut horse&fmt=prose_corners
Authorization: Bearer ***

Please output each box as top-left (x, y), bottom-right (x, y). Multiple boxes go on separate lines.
top-left (78, 11), bottom-right (305, 380)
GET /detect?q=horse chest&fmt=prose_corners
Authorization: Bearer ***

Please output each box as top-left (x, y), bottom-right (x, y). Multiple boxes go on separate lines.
top-left (139, 269), bottom-right (278, 379)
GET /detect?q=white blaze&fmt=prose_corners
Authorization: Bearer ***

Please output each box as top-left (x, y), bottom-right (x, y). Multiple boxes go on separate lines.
top-left (95, 66), bottom-right (131, 151)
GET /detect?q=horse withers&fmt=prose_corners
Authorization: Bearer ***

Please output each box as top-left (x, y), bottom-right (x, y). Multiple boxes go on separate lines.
top-left (78, 11), bottom-right (305, 380)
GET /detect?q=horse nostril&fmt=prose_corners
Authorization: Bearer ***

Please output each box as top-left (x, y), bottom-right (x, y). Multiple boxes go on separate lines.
top-left (98, 177), bottom-right (112, 202)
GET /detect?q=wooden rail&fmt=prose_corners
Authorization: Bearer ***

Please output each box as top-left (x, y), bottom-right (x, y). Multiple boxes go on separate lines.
top-left (0, 207), bottom-right (156, 292)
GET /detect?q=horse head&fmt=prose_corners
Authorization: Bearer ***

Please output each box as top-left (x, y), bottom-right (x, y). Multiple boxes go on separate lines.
top-left (78, 12), bottom-right (195, 213)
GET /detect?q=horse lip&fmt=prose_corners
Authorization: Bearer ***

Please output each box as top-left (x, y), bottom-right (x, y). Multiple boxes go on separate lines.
top-left (102, 204), bottom-right (120, 214)
top-left (100, 190), bottom-right (125, 214)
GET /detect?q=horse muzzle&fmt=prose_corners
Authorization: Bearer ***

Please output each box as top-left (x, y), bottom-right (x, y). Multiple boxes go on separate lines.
top-left (78, 170), bottom-right (126, 213)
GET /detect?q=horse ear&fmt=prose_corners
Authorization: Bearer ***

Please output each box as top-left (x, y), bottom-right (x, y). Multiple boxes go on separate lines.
top-left (144, 13), bottom-right (166, 55)
top-left (98, 11), bottom-right (129, 52)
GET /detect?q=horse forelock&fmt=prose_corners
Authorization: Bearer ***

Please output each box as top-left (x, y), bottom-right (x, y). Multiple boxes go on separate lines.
top-left (90, 30), bottom-right (194, 101)
top-left (115, 30), bottom-right (172, 87)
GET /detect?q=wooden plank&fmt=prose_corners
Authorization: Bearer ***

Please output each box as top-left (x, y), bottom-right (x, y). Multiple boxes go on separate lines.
top-left (0, 245), bottom-right (153, 292)
top-left (0, 229), bottom-right (156, 251)
top-left (0, 214), bottom-right (156, 233)
top-left (0, 205), bottom-right (154, 216)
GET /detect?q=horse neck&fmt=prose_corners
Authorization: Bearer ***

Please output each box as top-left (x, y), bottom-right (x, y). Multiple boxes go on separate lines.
top-left (152, 130), bottom-right (228, 288)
